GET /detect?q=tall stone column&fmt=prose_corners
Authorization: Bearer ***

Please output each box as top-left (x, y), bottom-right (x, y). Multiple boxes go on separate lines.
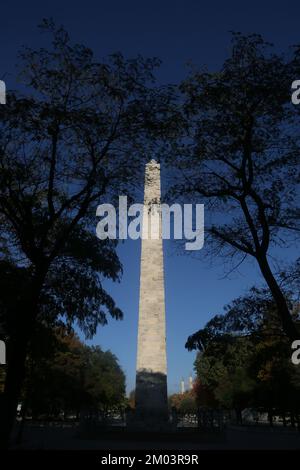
top-left (134, 159), bottom-right (168, 428)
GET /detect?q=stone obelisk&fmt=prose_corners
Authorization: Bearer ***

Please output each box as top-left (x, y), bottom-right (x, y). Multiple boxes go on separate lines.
top-left (134, 159), bottom-right (168, 428)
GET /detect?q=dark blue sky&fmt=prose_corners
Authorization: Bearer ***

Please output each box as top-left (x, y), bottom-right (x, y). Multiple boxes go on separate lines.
top-left (1, 1), bottom-right (300, 393)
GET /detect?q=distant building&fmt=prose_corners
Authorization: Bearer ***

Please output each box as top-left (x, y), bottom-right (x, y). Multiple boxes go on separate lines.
top-left (180, 378), bottom-right (185, 394)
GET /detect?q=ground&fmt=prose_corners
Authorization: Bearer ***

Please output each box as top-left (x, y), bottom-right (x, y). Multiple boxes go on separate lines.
top-left (11, 423), bottom-right (300, 450)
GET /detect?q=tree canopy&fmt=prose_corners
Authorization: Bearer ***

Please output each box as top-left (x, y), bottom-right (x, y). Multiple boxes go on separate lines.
top-left (167, 33), bottom-right (300, 339)
top-left (0, 20), bottom-right (172, 445)
top-left (23, 328), bottom-right (126, 419)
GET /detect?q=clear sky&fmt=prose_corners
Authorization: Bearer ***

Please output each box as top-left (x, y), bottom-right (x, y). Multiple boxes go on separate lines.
top-left (1, 0), bottom-right (300, 394)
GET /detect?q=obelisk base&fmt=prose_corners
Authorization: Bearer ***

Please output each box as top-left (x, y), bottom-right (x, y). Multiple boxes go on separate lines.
top-left (126, 369), bottom-right (174, 431)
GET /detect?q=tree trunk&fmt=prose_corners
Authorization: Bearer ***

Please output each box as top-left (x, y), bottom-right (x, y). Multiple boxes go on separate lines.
top-left (257, 254), bottom-right (299, 340)
top-left (0, 329), bottom-right (30, 448)
top-left (0, 270), bottom-right (45, 448)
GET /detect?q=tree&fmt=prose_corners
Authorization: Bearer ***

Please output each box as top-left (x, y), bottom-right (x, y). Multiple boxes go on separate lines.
top-left (189, 288), bottom-right (300, 424)
top-left (0, 19), bottom-right (170, 445)
top-left (249, 334), bottom-right (300, 426)
top-left (169, 33), bottom-right (300, 340)
top-left (23, 328), bottom-right (84, 420)
top-left (128, 390), bottom-right (135, 409)
top-left (23, 328), bottom-right (126, 420)
top-left (83, 346), bottom-right (126, 414)
top-left (169, 390), bottom-right (197, 414)
top-left (193, 378), bottom-right (217, 408)
top-left (194, 337), bottom-right (255, 421)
